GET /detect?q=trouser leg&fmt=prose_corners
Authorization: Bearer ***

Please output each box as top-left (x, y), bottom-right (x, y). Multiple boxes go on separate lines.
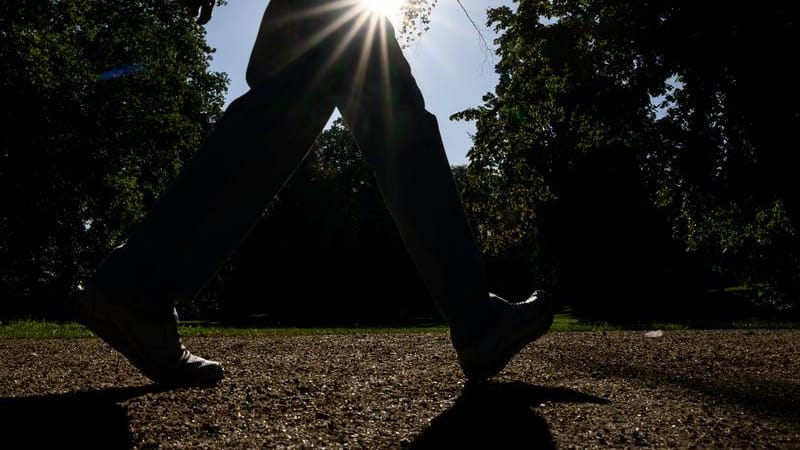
top-left (244, 0), bottom-right (492, 334)
top-left (90, 0), bottom-right (356, 303)
top-left (91, 1), bottom-right (491, 338)
top-left (93, 62), bottom-right (335, 303)
top-left (334, 15), bottom-right (490, 340)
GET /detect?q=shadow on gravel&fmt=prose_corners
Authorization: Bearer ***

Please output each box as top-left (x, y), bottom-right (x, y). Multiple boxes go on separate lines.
top-left (409, 381), bottom-right (609, 449)
top-left (0, 384), bottom-right (164, 449)
top-left (602, 362), bottom-right (800, 422)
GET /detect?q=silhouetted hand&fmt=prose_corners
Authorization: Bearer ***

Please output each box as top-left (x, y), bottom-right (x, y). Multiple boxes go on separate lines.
top-left (178, 0), bottom-right (215, 25)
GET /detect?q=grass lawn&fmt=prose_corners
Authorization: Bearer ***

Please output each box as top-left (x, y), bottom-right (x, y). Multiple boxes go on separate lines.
top-left (1, 314), bottom-right (797, 339)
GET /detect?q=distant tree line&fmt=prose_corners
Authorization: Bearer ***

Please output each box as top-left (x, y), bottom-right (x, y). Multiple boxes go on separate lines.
top-left (1, 0), bottom-right (797, 323)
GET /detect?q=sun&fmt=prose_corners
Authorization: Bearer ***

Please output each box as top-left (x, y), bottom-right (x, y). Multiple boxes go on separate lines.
top-left (360, 0), bottom-right (404, 19)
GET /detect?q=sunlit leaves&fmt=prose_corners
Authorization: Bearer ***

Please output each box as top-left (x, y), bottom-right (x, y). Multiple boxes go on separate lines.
top-left (397, 0), bottom-right (438, 46)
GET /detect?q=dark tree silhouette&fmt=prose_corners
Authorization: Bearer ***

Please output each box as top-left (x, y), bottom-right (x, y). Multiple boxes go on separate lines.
top-left (455, 0), bottom-right (799, 317)
top-left (0, 0), bottom-right (227, 320)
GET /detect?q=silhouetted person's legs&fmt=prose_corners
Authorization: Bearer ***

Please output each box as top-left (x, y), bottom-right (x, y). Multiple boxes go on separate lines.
top-left (80, 1), bottom-right (340, 386)
top-left (329, 16), bottom-right (490, 343)
top-left (245, 0), bottom-right (492, 350)
top-left (80, 0), bottom-right (553, 386)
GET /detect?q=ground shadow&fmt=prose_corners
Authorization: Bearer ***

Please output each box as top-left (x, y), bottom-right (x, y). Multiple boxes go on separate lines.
top-left (408, 381), bottom-right (609, 450)
top-left (0, 384), bottom-right (164, 450)
top-left (597, 361), bottom-right (800, 422)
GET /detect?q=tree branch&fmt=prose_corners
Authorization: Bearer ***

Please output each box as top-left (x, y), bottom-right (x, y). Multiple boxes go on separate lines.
top-left (456, 0), bottom-right (491, 63)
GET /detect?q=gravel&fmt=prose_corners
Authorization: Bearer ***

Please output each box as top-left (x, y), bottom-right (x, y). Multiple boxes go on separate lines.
top-left (1, 330), bottom-right (798, 449)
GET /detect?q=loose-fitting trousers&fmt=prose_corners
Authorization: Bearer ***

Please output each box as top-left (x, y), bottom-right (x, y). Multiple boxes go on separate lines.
top-left (93, 0), bottom-right (489, 337)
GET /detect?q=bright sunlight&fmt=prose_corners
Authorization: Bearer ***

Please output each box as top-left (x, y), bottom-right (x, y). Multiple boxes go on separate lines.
top-left (361, 0), bottom-right (404, 24)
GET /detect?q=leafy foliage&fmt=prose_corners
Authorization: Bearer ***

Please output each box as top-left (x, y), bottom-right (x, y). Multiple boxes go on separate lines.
top-left (455, 0), bottom-right (799, 315)
top-left (0, 0), bottom-right (227, 319)
top-left (397, 0), bottom-right (438, 46)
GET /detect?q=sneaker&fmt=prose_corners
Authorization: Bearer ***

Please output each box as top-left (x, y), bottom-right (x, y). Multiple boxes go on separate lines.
top-left (455, 290), bottom-right (554, 381)
top-left (76, 284), bottom-right (223, 387)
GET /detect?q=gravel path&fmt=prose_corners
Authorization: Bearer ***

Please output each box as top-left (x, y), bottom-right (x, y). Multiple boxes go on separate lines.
top-left (1, 330), bottom-right (798, 449)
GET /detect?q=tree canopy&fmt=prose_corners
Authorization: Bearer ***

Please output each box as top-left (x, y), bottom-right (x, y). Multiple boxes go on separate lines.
top-left (455, 0), bottom-right (799, 316)
top-left (0, 0), bottom-right (228, 319)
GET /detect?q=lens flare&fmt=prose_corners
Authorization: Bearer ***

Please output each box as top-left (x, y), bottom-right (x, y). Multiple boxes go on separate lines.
top-left (96, 63), bottom-right (143, 81)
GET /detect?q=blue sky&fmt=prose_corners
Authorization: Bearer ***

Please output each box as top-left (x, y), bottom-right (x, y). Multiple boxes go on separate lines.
top-left (204, 1), bottom-right (514, 166)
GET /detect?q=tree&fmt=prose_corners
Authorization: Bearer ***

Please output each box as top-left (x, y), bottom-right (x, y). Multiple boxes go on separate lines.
top-left (0, 0), bottom-right (228, 319)
top-left (455, 0), bottom-right (799, 317)
top-left (220, 118), bottom-right (434, 325)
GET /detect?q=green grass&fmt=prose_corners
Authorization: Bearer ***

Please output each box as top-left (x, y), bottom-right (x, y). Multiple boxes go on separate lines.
top-left (549, 314), bottom-right (621, 332)
top-left (177, 323), bottom-right (450, 337)
top-left (0, 320), bottom-right (93, 339)
top-left (0, 319), bottom-right (450, 340)
top-left (1, 314), bottom-right (797, 339)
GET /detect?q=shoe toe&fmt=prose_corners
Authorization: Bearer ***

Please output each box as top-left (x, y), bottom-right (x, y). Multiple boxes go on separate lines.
top-left (156, 358), bottom-right (223, 387)
top-left (457, 290), bottom-right (554, 381)
top-left (157, 352), bottom-right (224, 387)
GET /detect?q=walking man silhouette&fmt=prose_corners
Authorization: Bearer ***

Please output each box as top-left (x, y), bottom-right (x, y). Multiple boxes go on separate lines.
top-left (78, 0), bottom-right (554, 386)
